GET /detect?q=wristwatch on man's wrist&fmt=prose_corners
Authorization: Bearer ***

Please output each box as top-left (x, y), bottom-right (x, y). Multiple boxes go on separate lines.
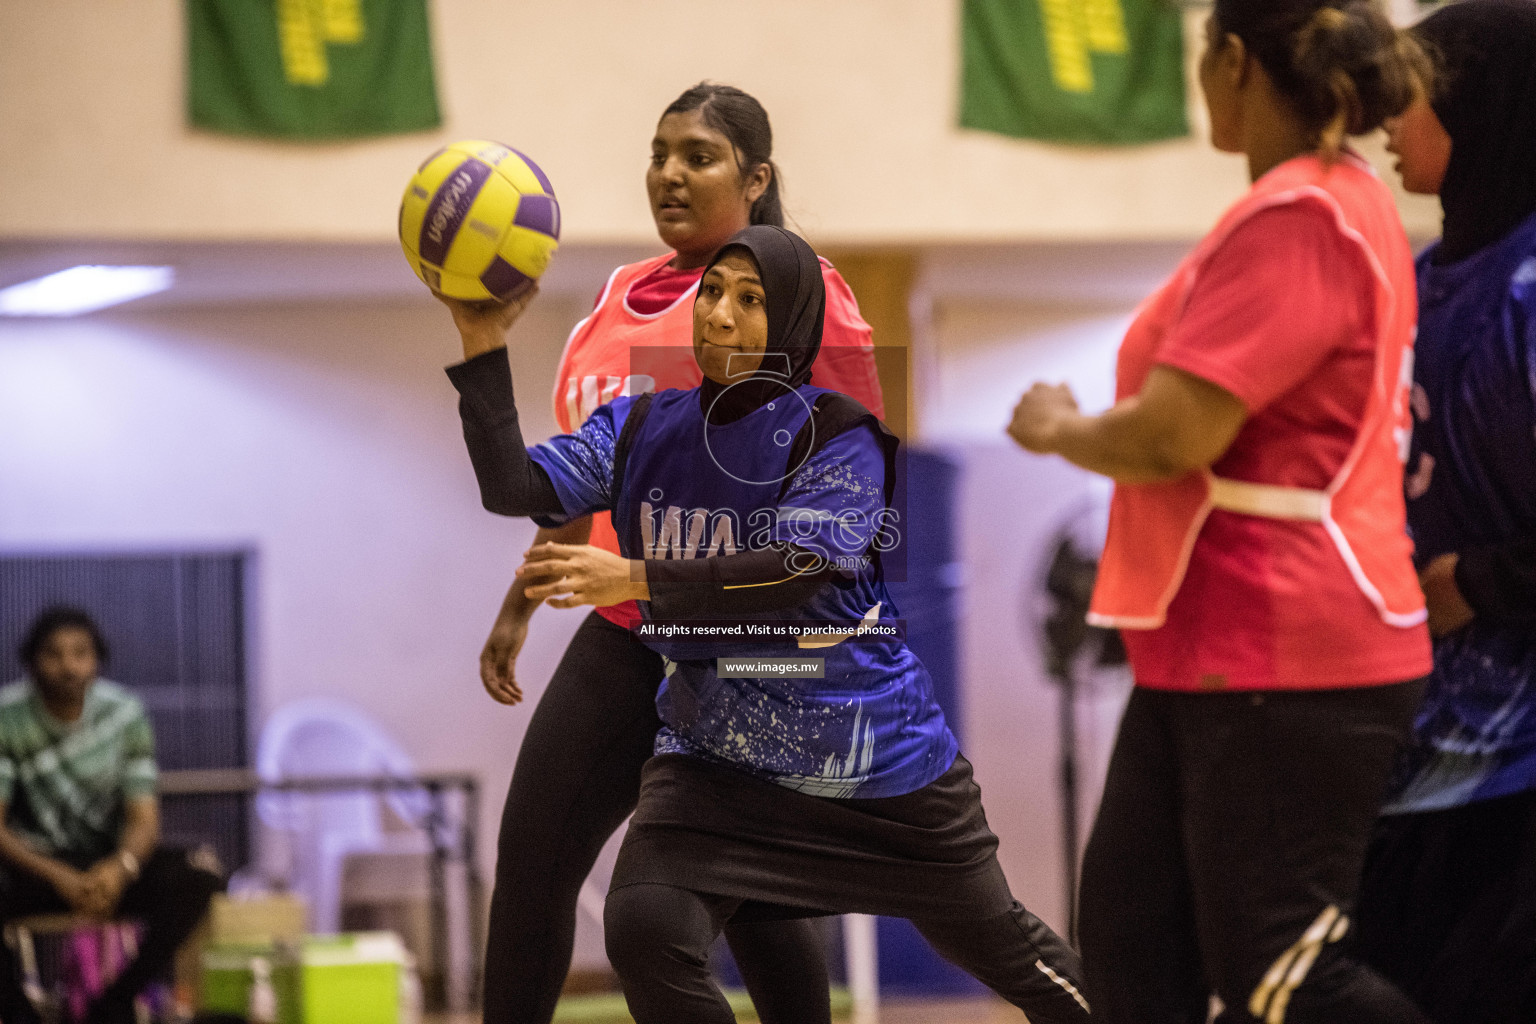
top-left (115, 849), bottom-right (140, 882)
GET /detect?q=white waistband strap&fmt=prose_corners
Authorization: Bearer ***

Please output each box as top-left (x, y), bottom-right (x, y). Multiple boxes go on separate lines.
top-left (1209, 477), bottom-right (1327, 521)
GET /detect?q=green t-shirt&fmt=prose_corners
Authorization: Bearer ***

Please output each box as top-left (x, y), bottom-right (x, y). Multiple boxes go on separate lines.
top-left (0, 679), bottom-right (157, 859)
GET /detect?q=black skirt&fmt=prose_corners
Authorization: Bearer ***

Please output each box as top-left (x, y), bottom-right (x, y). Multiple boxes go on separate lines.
top-left (609, 752), bottom-right (1017, 921)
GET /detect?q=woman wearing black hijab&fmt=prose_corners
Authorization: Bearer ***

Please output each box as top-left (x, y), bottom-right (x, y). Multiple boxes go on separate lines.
top-left (1354, 3), bottom-right (1536, 1021)
top-left (446, 225), bottom-right (1090, 1024)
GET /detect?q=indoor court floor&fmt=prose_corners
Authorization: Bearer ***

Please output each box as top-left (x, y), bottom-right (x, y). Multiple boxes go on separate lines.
top-left (427, 997), bottom-right (1017, 1023)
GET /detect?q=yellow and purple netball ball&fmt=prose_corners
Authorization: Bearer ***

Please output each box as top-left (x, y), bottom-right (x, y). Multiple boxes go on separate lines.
top-left (399, 140), bottom-right (561, 302)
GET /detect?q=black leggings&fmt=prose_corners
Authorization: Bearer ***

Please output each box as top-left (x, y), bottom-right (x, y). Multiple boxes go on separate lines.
top-left (1078, 682), bottom-right (1432, 1024)
top-left (1354, 788), bottom-right (1536, 1024)
top-left (482, 611), bottom-right (830, 1024)
top-left (605, 884), bottom-right (1090, 1024)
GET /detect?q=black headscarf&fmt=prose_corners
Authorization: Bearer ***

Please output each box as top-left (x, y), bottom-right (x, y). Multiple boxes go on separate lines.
top-left (696, 225), bottom-right (825, 423)
top-left (1415, 0), bottom-right (1536, 263)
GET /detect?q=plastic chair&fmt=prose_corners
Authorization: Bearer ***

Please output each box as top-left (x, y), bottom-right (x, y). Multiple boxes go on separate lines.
top-left (255, 698), bottom-right (435, 934)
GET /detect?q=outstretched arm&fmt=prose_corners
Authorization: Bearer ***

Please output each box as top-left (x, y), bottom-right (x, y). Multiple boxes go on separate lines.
top-left (446, 347), bottom-right (564, 517)
top-left (1008, 366), bottom-right (1248, 483)
top-left (442, 290), bottom-right (577, 515)
top-left (444, 294), bottom-right (625, 524)
top-left (440, 291), bottom-right (566, 518)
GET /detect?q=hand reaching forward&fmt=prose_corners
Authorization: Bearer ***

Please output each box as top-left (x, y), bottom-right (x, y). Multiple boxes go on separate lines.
top-left (478, 520), bottom-right (595, 707)
top-left (1008, 382), bottom-right (1080, 453)
top-left (516, 544), bottom-right (649, 609)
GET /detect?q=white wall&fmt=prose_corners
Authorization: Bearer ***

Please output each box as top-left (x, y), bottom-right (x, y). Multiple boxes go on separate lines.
top-left (0, 2), bottom-right (1440, 244)
top-left (947, 443), bottom-right (1130, 934)
top-left (915, 285), bottom-right (1138, 932)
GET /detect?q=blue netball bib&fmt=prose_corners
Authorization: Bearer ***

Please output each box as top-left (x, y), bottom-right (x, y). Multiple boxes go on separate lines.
top-left (531, 384), bottom-right (956, 799)
top-left (1389, 212), bottom-right (1536, 810)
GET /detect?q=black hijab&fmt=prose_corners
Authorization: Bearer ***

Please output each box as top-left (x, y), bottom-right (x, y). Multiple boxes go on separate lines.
top-left (696, 225), bottom-right (825, 423)
top-left (1415, 0), bottom-right (1536, 263)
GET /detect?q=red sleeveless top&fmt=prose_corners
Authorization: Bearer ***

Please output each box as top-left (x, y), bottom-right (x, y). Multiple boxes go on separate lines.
top-left (1090, 153), bottom-right (1431, 690)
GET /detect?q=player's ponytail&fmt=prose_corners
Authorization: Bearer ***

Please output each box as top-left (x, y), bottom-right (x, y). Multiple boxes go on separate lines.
top-left (1213, 0), bottom-right (1427, 157)
top-left (661, 83), bottom-right (785, 228)
top-left (748, 161), bottom-right (784, 228)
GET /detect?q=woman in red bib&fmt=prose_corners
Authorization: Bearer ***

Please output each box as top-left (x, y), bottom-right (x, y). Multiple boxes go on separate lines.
top-left (1008, 2), bottom-right (1433, 1021)
top-left (447, 84), bottom-right (881, 1024)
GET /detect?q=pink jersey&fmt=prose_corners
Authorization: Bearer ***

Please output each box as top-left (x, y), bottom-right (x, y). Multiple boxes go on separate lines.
top-left (550, 251), bottom-right (883, 627)
top-left (1090, 153), bottom-right (1431, 691)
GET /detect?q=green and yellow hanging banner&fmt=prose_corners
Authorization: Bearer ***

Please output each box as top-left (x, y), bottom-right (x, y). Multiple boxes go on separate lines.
top-left (188, 0), bottom-right (441, 140)
top-left (960, 0), bottom-right (1188, 145)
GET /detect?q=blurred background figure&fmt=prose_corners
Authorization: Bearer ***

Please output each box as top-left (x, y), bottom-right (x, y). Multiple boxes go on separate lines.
top-left (0, 607), bottom-right (222, 1024)
top-left (1356, 4), bottom-right (1536, 1022)
top-left (1008, 0), bottom-right (1435, 1020)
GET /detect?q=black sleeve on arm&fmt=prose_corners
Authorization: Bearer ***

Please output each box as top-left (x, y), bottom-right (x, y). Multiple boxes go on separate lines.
top-left (444, 347), bottom-right (564, 518)
top-left (646, 544), bottom-right (839, 619)
top-left (1454, 537), bottom-right (1536, 625)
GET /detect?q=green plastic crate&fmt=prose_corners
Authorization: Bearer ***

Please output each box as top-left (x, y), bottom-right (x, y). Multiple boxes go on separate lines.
top-left (203, 932), bottom-right (408, 1024)
top-left (201, 940), bottom-right (280, 1017)
top-left (276, 933), bottom-right (405, 1024)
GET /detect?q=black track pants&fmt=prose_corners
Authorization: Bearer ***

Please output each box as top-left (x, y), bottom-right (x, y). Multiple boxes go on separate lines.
top-left (1355, 788), bottom-right (1536, 1024)
top-left (1078, 682), bottom-right (1433, 1024)
top-left (605, 883), bottom-right (1091, 1024)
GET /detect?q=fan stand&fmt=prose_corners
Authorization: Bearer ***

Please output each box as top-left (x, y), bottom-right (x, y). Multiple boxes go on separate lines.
top-left (1051, 659), bottom-right (1082, 945)
top-left (1048, 627), bottom-right (1126, 947)
top-left (1037, 524), bottom-right (1125, 947)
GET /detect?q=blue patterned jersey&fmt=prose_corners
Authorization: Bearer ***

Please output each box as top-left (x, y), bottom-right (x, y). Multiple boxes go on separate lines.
top-left (1385, 211), bottom-right (1536, 813)
top-left (529, 387), bottom-right (957, 798)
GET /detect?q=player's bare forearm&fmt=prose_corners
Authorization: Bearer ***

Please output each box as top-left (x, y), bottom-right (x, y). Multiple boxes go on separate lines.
top-left (482, 520), bottom-right (599, 706)
top-left (1012, 367), bottom-right (1246, 483)
top-left (1049, 402), bottom-right (1204, 483)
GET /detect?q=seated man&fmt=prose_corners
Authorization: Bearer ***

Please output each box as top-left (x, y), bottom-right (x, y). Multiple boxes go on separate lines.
top-left (0, 607), bottom-right (222, 1024)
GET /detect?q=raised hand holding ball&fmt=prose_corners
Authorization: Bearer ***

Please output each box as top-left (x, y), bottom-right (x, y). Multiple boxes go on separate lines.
top-left (399, 140), bottom-right (560, 303)
top-left (438, 283), bottom-right (539, 360)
